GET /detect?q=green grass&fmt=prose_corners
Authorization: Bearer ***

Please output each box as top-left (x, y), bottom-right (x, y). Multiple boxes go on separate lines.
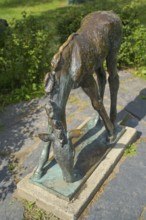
top-left (134, 67), bottom-right (146, 81)
top-left (23, 200), bottom-right (59, 220)
top-left (0, 122), bottom-right (5, 131)
top-left (140, 96), bottom-right (146, 100)
top-left (0, 0), bottom-right (67, 21)
top-left (124, 144), bottom-right (137, 157)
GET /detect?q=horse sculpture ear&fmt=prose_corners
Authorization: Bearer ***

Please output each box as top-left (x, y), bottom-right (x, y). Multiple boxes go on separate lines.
top-left (44, 72), bottom-right (55, 94)
top-left (38, 133), bottom-right (55, 142)
top-left (70, 43), bottom-right (81, 81)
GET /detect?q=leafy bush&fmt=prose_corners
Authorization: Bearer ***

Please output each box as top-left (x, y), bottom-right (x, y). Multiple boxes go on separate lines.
top-left (57, 7), bottom-right (85, 43)
top-left (68, 0), bottom-right (85, 4)
top-left (118, 3), bottom-right (146, 68)
top-left (0, 12), bottom-right (59, 93)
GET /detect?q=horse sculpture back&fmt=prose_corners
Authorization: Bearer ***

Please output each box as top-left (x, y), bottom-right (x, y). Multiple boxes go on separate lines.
top-left (33, 11), bottom-right (122, 183)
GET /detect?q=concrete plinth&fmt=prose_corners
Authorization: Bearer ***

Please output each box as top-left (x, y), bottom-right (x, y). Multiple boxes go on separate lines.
top-left (16, 119), bottom-right (136, 220)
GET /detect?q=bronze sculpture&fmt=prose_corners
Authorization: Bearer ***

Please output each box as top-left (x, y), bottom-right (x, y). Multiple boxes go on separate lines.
top-left (32, 11), bottom-right (122, 183)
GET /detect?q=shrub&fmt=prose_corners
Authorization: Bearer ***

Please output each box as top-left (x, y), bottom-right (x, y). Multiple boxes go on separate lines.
top-left (118, 3), bottom-right (146, 68)
top-left (0, 13), bottom-right (59, 93)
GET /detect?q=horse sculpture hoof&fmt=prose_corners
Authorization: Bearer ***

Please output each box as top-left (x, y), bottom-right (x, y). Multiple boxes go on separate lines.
top-left (106, 133), bottom-right (116, 144)
top-left (32, 170), bottom-right (43, 181)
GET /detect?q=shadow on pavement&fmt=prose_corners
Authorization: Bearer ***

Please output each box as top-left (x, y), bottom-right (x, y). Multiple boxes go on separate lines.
top-left (118, 88), bottom-right (146, 136)
top-left (0, 97), bottom-right (47, 200)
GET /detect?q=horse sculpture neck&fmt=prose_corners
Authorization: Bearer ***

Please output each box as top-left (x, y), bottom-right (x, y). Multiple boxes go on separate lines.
top-left (45, 33), bottom-right (79, 131)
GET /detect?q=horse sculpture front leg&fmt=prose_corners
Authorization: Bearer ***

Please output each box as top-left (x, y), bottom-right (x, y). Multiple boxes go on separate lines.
top-left (32, 105), bottom-right (54, 181)
top-left (32, 142), bottom-right (51, 180)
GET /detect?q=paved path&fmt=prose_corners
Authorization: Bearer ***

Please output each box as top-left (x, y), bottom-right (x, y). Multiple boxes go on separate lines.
top-left (0, 71), bottom-right (146, 220)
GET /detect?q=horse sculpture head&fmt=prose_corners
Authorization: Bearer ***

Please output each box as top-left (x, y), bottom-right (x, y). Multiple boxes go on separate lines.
top-left (38, 104), bottom-right (82, 182)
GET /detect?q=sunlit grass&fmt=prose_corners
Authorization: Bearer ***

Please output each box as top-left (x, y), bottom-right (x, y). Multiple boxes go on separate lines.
top-left (0, 0), bottom-right (67, 21)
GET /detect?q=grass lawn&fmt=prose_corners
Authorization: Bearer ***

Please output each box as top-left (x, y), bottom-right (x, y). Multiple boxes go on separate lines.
top-left (0, 0), bottom-right (67, 21)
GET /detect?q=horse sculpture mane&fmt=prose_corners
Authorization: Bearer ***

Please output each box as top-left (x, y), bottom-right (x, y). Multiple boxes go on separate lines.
top-left (44, 33), bottom-right (79, 95)
top-left (51, 33), bottom-right (79, 71)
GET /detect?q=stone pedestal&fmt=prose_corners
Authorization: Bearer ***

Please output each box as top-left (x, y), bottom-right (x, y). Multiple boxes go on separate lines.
top-left (16, 118), bottom-right (137, 220)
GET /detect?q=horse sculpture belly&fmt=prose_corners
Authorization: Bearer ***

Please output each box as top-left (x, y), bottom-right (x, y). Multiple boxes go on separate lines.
top-left (32, 11), bottom-right (122, 183)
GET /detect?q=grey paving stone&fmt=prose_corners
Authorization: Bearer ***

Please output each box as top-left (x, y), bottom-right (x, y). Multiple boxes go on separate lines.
top-left (0, 195), bottom-right (24, 220)
top-left (0, 158), bottom-right (15, 201)
top-left (125, 88), bottom-right (146, 120)
top-left (85, 142), bottom-right (146, 220)
top-left (135, 121), bottom-right (146, 137)
top-left (19, 142), bottom-right (44, 177)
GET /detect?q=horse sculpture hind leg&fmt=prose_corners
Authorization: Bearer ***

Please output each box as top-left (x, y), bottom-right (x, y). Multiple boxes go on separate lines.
top-left (106, 51), bottom-right (120, 128)
top-left (94, 54), bottom-right (120, 130)
top-left (81, 75), bottom-right (114, 141)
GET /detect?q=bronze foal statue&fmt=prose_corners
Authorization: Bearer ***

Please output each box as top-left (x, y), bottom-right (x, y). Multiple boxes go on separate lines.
top-left (33, 11), bottom-right (122, 183)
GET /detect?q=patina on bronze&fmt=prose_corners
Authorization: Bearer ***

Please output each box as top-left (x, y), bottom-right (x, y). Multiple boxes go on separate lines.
top-left (32, 11), bottom-right (122, 183)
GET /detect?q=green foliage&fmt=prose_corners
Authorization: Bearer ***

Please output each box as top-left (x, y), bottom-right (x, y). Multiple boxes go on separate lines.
top-left (140, 95), bottom-right (146, 100)
top-left (118, 2), bottom-right (146, 68)
top-left (0, 12), bottom-right (58, 108)
top-left (57, 6), bottom-right (85, 43)
top-left (23, 200), bottom-right (59, 220)
top-left (0, 122), bottom-right (5, 131)
top-left (8, 162), bottom-right (16, 171)
top-left (134, 66), bottom-right (146, 80)
top-left (0, 0), bottom-right (146, 108)
top-left (0, 83), bottom-right (44, 112)
top-left (68, 0), bottom-right (84, 4)
top-left (124, 144), bottom-right (137, 157)
top-left (24, 201), bottom-right (35, 212)
top-left (0, 13), bottom-right (58, 92)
